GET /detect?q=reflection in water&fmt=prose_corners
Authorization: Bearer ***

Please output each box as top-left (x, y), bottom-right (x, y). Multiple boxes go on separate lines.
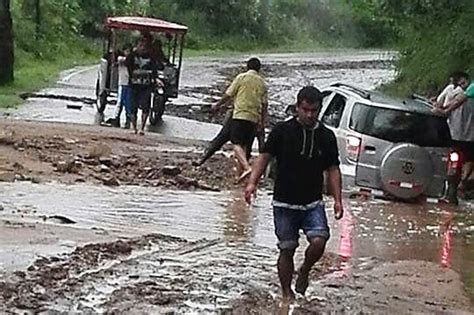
top-left (336, 208), bottom-right (354, 276)
top-left (440, 212), bottom-right (454, 268)
top-left (222, 195), bottom-right (255, 242)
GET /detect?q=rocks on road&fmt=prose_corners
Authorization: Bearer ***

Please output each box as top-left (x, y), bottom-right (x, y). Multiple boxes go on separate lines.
top-left (0, 120), bottom-right (239, 191)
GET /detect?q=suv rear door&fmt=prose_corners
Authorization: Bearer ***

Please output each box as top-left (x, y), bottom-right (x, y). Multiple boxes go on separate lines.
top-left (349, 103), bottom-right (389, 190)
top-left (350, 103), bottom-right (451, 198)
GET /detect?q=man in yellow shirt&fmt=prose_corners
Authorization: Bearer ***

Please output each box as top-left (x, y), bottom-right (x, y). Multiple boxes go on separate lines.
top-left (212, 57), bottom-right (268, 181)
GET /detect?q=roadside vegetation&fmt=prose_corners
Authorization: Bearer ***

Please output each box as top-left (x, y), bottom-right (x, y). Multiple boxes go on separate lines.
top-left (0, 0), bottom-right (473, 107)
top-left (375, 0), bottom-right (474, 96)
top-left (0, 0), bottom-right (397, 108)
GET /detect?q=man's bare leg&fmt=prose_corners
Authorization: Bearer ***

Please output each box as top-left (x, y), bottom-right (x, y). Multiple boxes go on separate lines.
top-left (234, 144), bottom-right (251, 181)
top-left (256, 131), bottom-right (265, 153)
top-left (131, 114), bottom-right (138, 134)
top-left (463, 162), bottom-right (473, 183)
top-left (140, 112), bottom-right (149, 135)
top-left (459, 162), bottom-right (473, 191)
top-left (278, 249), bottom-right (296, 301)
top-left (295, 237), bottom-right (326, 295)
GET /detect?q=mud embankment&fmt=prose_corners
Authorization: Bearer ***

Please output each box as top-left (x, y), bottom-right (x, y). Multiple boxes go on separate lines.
top-left (0, 120), bottom-right (243, 191)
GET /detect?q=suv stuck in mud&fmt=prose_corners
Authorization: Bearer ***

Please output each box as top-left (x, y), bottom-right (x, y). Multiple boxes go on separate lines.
top-left (317, 83), bottom-right (455, 201)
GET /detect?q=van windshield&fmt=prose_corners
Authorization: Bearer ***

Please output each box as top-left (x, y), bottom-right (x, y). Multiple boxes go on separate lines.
top-left (349, 103), bottom-right (452, 147)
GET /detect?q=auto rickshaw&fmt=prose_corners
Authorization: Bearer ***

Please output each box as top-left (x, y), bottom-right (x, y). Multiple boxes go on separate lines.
top-left (95, 16), bottom-right (187, 125)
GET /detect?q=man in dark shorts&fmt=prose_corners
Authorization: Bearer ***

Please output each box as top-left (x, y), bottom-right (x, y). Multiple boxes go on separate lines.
top-left (211, 58), bottom-right (268, 181)
top-left (442, 72), bottom-right (474, 201)
top-left (245, 86), bottom-right (344, 301)
top-left (196, 107), bottom-right (266, 167)
top-left (127, 35), bottom-right (159, 135)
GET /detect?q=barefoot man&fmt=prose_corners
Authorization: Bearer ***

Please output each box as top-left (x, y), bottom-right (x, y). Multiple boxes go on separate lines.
top-left (244, 86), bottom-right (344, 300)
top-left (212, 57), bottom-right (268, 181)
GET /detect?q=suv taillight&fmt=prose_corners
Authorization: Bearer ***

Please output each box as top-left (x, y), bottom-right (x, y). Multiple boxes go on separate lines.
top-left (346, 136), bottom-right (361, 162)
top-left (447, 150), bottom-right (462, 176)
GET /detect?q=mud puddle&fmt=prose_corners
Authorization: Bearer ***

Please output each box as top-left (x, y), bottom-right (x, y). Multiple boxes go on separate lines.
top-left (1, 182), bottom-right (473, 312)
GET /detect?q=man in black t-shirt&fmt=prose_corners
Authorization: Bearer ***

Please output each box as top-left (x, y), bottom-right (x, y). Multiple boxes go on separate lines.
top-left (244, 86), bottom-right (344, 301)
top-left (126, 35), bottom-right (159, 135)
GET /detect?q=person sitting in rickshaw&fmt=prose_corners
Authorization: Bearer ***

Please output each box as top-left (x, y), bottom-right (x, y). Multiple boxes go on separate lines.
top-left (151, 38), bottom-right (169, 69)
top-left (126, 35), bottom-right (159, 135)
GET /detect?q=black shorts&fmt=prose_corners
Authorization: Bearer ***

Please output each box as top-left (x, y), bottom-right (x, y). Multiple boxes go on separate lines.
top-left (453, 141), bottom-right (474, 162)
top-left (230, 119), bottom-right (257, 149)
top-left (132, 85), bottom-right (153, 115)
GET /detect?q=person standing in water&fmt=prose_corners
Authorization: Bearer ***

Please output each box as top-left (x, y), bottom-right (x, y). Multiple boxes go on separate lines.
top-left (211, 57), bottom-right (268, 181)
top-left (245, 86), bottom-right (344, 300)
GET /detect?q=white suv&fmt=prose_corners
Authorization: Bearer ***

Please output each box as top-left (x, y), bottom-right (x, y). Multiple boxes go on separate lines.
top-left (317, 83), bottom-right (455, 201)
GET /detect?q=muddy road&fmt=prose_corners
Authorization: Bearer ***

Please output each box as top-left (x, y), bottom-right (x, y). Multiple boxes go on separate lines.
top-left (5, 51), bottom-right (395, 135)
top-left (1, 51), bottom-right (474, 313)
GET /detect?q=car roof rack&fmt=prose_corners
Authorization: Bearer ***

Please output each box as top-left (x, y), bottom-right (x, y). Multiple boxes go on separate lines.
top-left (330, 82), bottom-right (371, 100)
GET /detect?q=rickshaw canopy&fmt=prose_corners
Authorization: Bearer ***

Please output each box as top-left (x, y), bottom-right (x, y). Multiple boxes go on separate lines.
top-left (106, 16), bottom-right (188, 36)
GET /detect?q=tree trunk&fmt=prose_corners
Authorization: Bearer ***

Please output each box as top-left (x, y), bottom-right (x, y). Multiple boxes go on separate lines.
top-left (0, 0), bottom-right (14, 85)
top-left (35, 0), bottom-right (40, 39)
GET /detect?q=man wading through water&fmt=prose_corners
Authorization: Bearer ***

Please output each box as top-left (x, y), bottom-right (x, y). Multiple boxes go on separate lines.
top-left (211, 57), bottom-right (268, 181)
top-left (245, 86), bottom-right (344, 301)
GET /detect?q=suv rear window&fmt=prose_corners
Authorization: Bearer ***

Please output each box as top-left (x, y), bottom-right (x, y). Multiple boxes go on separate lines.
top-left (349, 103), bottom-right (451, 147)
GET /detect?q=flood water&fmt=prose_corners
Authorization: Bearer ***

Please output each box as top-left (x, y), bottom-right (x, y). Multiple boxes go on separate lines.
top-left (1, 51), bottom-right (473, 312)
top-left (1, 182), bottom-right (473, 303)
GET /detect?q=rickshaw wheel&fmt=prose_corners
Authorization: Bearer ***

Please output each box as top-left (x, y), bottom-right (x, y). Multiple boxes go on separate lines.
top-left (95, 80), bottom-right (108, 114)
top-left (149, 93), bottom-right (166, 125)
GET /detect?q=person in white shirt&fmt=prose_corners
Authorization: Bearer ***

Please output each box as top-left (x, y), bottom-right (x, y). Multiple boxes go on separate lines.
top-left (114, 45), bottom-right (132, 129)
top-left (434, 73), bottom-right (464, 111)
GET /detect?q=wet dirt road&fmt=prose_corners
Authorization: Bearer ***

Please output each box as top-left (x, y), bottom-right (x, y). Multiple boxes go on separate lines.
top-left (1, 50), bottom-right (474, 313)
top-left (1, 182), bottom-right (473, 313)
top-left (4, 50), bottom-right (395, 139)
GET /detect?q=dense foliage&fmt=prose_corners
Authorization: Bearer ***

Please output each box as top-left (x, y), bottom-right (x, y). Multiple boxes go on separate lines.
top-left (362, 0), bottom-right (474, 94)
top-left (6, 0), bottom-right (472, 96)
top-left (12, 0), bottom-right (396, 57)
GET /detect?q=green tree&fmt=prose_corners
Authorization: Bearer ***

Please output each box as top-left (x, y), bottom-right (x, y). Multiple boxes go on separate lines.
top-left (353, 0), bottom-right (474, 93)
top-left (0, 0), bottom-right (14, 85)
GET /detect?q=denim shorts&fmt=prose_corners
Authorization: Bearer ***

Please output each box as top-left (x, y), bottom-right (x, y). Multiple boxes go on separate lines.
top-left (118, 85), bottom-right (132, 115)
top-left (273, 203), bottom-right (330, 250)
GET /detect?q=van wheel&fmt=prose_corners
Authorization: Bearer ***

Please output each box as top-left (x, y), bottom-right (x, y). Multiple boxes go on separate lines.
top-left (149, 94), bottom-right (166, 126)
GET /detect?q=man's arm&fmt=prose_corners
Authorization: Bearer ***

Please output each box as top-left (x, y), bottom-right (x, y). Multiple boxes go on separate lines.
top-left (435, 85), bottom-right (451, 108)
top-left (326, 166), bottom-right (343, 220)
top-left (244, 153), bottom-right (271, 204)
top-left (260, 98), bottom-right (268, 126)
top-left (212, 75), bottom-right (240, 113)
top-left (212, 94), bottom-right (232, 111)
top-left (443, 94), bottom-right (467, 114)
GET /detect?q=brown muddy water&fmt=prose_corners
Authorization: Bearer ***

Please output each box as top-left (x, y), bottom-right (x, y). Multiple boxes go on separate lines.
top-left (1, 182), bottom-right (473, 312)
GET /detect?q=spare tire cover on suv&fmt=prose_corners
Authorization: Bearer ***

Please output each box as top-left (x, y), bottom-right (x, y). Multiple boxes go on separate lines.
top-left (380, 143), bottom-right (433, 199)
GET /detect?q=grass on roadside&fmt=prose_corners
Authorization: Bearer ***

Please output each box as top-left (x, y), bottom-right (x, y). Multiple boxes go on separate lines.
top-left (0, 48), bottom-right (99, 109)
